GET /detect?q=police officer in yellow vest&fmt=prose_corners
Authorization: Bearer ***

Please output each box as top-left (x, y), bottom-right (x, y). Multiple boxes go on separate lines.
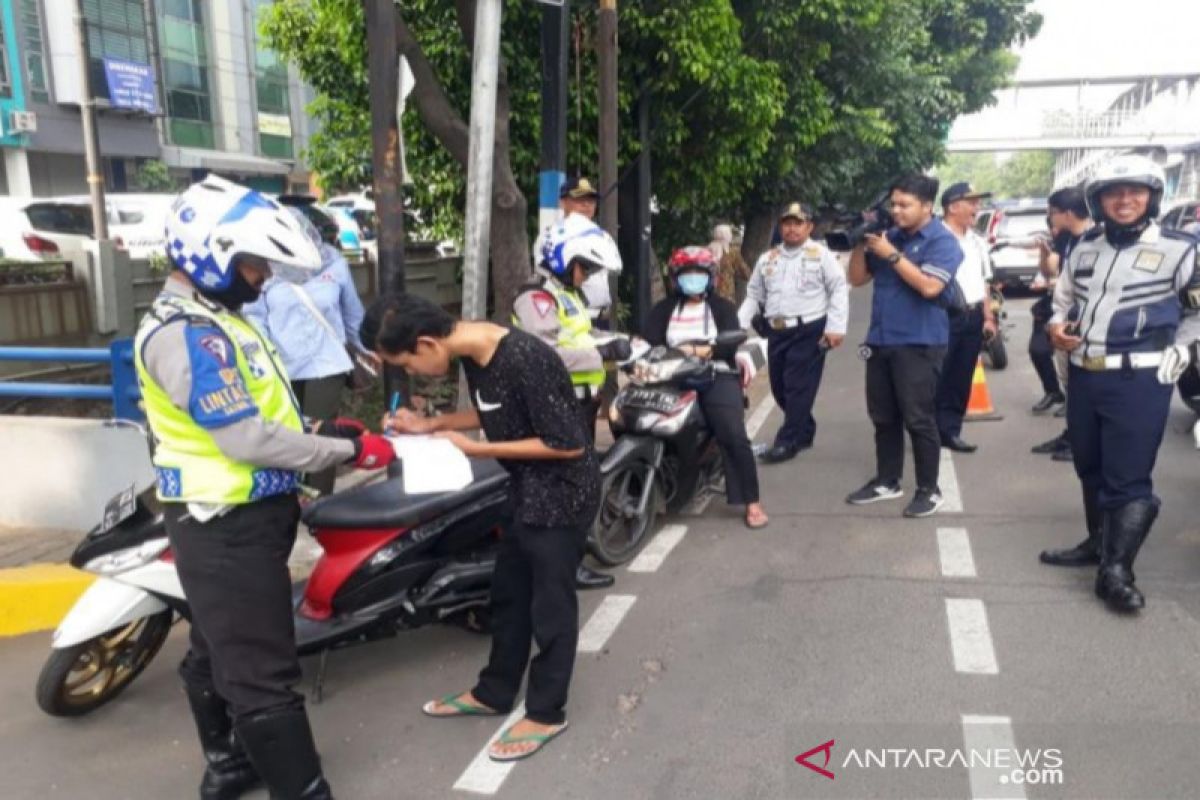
top-left (136, 176), bottom-right (395, 799)
top-left (513, 214), bottom-right (628, 589)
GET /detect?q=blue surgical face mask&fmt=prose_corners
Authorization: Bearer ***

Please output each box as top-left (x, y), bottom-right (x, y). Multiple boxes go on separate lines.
top-left (677, 273), bottom-right (710, 296)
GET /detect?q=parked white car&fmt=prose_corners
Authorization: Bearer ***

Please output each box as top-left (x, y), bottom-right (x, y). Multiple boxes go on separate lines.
top-left (0, 197), bottom-right (94, 276)
top-left (59, 193), bottom-right (176, 261)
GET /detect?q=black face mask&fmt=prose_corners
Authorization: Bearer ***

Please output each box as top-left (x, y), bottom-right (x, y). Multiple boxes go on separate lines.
top-left (1103, 216), bottom-right (1151, 249)
top-left (202, 270), bottom-right (263, 311)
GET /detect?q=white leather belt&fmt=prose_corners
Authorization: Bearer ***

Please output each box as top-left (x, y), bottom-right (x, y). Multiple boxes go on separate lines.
top-left (769, 314), bottom-right (825, 330)
top-left (1078, 352), bottom-right (1163, 372)
top-left (574, 385), bottom-right (594, 399)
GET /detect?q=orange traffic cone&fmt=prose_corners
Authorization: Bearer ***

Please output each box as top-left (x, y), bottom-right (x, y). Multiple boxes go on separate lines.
top-left (965, 357), bottom-right (1003, 421)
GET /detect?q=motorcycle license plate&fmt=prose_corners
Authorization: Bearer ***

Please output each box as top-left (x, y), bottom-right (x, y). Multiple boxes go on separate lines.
top-left (97, 485), bottom-right (138, 534)
top-left (624, 388), bottom-right (680, 413)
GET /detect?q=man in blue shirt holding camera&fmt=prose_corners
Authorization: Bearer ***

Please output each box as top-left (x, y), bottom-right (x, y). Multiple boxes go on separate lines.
top-left (846, 174), bottom-right (964, 517)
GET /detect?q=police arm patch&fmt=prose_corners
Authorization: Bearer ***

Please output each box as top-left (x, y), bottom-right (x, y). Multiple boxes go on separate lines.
top-left (184, 325), bottom-right (259, 429)
top-left (531, 291), bottom-right (556, 318)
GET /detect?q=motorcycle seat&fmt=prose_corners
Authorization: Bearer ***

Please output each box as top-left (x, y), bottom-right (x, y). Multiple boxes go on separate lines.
top-left (302, 457), bottom-right (511, 531)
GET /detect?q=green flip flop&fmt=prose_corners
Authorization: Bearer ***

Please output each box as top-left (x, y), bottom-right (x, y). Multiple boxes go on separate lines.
top-left (488, 721), bottom-right (570, 762)
top-left (421, 693), bottom-right (501, 718)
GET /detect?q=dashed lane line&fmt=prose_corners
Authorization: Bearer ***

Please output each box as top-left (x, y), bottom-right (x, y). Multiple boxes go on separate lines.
top-left (628, 524), bottom-right (687, 573)
top-left (577, 594), bottom-right (638, 653)
top-left (945, 598), bottom-right (999, 675)
top-left (937, 527), bottom-right (977, 578)
top-left (961, 715), bottom-right (1028, 800)
top-left (939, 449), bottom-right (964, 513)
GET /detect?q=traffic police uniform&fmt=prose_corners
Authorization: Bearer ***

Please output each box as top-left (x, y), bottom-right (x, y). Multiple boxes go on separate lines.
top-left (738, 203), bottom-right (849, 456)
top-left (1043, 169), bottom-right (1200, 611)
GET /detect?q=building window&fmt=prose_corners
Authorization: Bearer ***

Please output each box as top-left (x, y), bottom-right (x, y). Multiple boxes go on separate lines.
top-left (0, 18), bottom-right (12, 99)
top-left (253, 0), bottom-right (293, 159)
top-left (21, 1), bottom-right (51, 103)
top-left (159, 0), bottom-right (214, 149)
top-left (82, 0), bottom-right (151, 104)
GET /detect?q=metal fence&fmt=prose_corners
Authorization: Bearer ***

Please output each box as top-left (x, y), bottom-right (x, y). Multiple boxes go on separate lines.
top-left (0, 339), bottom-right (142, 420)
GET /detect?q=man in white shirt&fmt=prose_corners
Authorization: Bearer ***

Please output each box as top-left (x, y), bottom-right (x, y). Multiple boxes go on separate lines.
top-left (935, 183), bottom-right (998, 453)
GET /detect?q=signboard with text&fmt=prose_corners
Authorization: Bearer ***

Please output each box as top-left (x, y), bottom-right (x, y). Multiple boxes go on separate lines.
top-left (103, 58), bottom-right (158, 114)
top-left (258, 113), bottom-right (293, 138)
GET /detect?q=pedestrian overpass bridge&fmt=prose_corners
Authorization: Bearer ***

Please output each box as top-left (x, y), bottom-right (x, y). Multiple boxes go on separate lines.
top-left (946, 72), bottom-right (1200, 191)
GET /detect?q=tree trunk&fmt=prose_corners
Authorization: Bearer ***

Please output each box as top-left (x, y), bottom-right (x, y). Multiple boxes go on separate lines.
top-left (742, 208), bottom-right (776, 271)
top-left (396, 4), bottom-right (530, 317)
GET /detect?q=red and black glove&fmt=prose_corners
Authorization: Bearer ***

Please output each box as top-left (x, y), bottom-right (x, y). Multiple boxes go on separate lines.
top-left (317, 417), bottom-right (367, 439)
top-left (349, 434), bottom-right (396, 469)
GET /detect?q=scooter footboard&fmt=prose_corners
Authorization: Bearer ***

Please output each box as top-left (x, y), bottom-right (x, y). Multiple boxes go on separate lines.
top-left (51, 577), bottom-right (169, 649)
top-left (600, 436), bottom-right (664, 475)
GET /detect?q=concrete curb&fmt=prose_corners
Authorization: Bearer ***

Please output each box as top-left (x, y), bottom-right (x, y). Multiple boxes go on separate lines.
top-left (0, 564), bottom-right (94, 638)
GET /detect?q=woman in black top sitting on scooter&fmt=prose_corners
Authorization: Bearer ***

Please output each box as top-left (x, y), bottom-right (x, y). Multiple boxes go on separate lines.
top-left (643, 247), bottom-right (768, 528)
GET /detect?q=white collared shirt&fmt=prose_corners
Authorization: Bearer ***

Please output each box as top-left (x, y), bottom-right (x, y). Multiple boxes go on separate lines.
top-left (950, 228), bottom-right (992, 306)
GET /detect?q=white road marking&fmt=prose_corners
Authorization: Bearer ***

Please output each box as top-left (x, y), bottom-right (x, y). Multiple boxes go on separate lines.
top-left (577, 594), bottom-right (637, 653)
top-left (945, 598), bottom-right (999, 675)
top-left (745, 391), bottom-right (775, 440)
top-left (939, 449), bottom-right (964, 512)
top-left (937, 527), bottom-right (977, 578)
top-left (961, 715), bottom-right (1027, 800)
top-left (628, 524), bottom-right (687, 572)
top-left (452, 704), bottom-right (526, 794)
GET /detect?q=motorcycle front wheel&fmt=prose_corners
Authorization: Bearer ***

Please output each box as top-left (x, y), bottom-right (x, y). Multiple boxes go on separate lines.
top-left (590, 465), bottom-right (660, 566)
top-left (983, 333), bottom-right (1008, 370)
top-left (36, 609), bottom-right (174, 717)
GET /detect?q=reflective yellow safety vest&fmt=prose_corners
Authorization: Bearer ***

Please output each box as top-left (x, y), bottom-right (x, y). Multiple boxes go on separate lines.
top-left (514, 279), bottom-right (605, 389)
top-left (134, 292), bottom-right (304, 504)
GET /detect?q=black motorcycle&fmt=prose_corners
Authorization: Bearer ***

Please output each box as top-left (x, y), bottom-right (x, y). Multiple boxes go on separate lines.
top-left (589, 331), bottom-right (747, 565)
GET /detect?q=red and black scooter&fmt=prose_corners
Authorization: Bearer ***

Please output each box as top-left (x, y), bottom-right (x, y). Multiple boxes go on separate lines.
top-left (37, 457), bottom-right (511, 717)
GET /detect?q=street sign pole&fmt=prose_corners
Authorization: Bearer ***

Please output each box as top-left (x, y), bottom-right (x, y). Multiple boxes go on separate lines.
top-left (538, 0), bottom-right (570, 236)
top-left (460, 0), bottom-right (503, 322)
top-left (74, 0), bottom-right (108, 241)
top-left (365, 0), bottom-right (406, 296)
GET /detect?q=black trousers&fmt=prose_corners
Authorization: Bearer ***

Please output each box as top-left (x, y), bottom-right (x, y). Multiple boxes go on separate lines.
top-left (865, 345), bottom-right (945, 491)
top-left (935, 305), bottom-right (985, 440)
top-left (766, 318), bottom-right (828, 449)
top-left (699, 372), bottom-right (760, 505)
top-left (1028, 298), bottom-right (1061, 396)
top-left (166, 494), bottom-right (305, 721)
top-left (291, 374), bottom-right (347, 495)
top-left (578, 394), bottom-right (600, 446)
top-left (472, 519), bottom-right (587, 725)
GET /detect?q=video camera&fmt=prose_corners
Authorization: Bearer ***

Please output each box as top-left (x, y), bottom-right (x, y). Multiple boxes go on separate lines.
top-left (824, 193), bottom-right (894, 252)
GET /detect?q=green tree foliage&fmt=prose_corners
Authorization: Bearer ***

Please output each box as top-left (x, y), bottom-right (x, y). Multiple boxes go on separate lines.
top-left (261, 0), bottom-right (1041, 307)
top-left (132, 159), bottom-right (177, 192)
top-left (936, 150), bottom-right (1056, 200)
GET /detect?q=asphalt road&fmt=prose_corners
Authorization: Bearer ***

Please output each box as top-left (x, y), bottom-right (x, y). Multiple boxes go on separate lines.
top-left (3, 296), bottom-right (1200, 799)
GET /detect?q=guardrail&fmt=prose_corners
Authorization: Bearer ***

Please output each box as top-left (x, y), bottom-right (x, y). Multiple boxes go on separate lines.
top-left (0, 339), bottom-right (142, 420)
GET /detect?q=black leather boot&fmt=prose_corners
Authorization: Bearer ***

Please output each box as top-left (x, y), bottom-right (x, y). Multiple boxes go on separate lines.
top-left (575, 564), bottom-right (615, 590)
top-left (1094, 500), bottom-right (1158, 613)
top-left (185, 686), bottom-right (262, 800)
top-left (235, 707), bottom-right (333, 799)
top-left (1039, 486), bottom-right (1102, 566)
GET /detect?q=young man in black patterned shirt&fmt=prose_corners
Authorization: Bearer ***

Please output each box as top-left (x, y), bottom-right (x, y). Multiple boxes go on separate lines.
top-left (366, 293), bottom-right (598, 762)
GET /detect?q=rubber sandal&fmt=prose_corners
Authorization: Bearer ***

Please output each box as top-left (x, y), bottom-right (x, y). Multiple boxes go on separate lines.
top-left (487, 721), bottom-right (569, 762)
top-left (744, 510), bottom-right (769, 530)
top-left (421, 692), bottom-right (500, 718)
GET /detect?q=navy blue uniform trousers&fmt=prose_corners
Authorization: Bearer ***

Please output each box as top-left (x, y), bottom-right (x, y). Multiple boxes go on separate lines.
top-left (935, 304), bottom-right (985, 440)
top-left (767, 318), bottom-right (827, 449)
top-left (1066, 365), bottom-right (1172, 510)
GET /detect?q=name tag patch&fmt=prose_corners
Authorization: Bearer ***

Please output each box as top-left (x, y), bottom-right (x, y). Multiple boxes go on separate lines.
top-left (1133, 250), bottom-right (1165, 273)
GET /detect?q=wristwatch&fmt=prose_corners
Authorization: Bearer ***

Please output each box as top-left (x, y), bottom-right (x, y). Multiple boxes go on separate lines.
top-left (886, 252), bottom-right (902, 264)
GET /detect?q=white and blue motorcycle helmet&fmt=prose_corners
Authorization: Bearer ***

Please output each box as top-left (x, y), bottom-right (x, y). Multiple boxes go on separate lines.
top-left (538, 213), bottom-right (623, 280)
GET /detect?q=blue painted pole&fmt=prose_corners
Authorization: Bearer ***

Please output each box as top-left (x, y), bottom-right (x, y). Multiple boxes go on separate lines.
top-left (0, 347), bottom-right (109, 363)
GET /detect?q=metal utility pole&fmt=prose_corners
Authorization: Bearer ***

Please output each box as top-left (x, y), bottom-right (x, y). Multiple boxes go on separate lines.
top-left (597, 0), bottom-right (619, 323)
top-left (597, 0), bottom-right (618, 236)
top-left (460, 0), bottom-right (503, 321)
top-left (74, 0), bottom-right (108, 241)
top-left (365, 0), bottom-right (406, 295)
top-left (539, 0), bottom-right (570, 234)
top-left (633, 89), bottom-right (652, 332)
